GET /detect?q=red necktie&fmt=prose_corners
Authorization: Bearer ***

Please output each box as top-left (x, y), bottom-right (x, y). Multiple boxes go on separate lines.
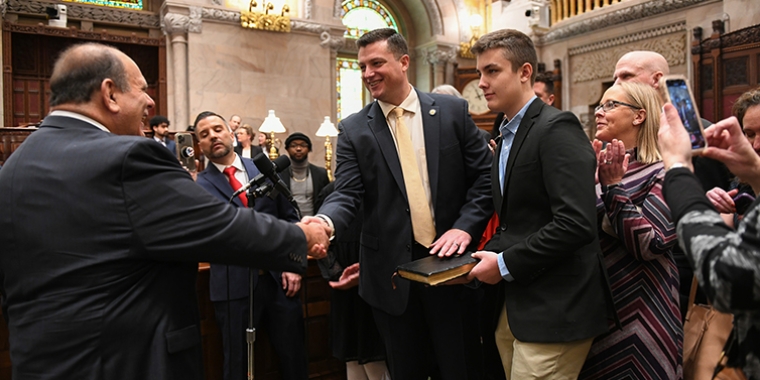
top-left (223, 166), bottom-right (248, 207)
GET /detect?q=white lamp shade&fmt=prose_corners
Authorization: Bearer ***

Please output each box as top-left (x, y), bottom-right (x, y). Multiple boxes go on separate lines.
top-left (315, 116), bottom-right (338, 137)
top-left (258, 110), bottom-right (286, 133)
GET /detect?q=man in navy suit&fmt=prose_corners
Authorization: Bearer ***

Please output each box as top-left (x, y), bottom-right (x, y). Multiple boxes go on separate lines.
top-left (0, 42), bottom-right (329, 380)
top-left (149, 115), bottom-right (176, 153)
top-left (467, 29), bottom-right (609, 379)
top-left (194, 112), bottom-right (308, 380)
top-left (308, 28), bottom-right (493, 379)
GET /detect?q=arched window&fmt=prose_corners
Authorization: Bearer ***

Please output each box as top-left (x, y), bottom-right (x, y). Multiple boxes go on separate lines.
top-left (63, 0), bottom-right (143, 10)
top-left (341, 0), bottom-right (398, 38)
top-left (337, 0), bottom-right (399, 120)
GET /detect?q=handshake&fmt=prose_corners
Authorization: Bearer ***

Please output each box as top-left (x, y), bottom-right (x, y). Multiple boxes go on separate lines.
top-left (296, 216), bottom-right (334, 259)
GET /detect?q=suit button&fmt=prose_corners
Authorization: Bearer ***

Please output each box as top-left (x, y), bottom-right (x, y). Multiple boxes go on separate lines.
top-left (500, 224), bottom-right (507, 231)
top-left (406, 244), bottom-right (411, 251)
top-left (406, 208), bottom-right (410, 213)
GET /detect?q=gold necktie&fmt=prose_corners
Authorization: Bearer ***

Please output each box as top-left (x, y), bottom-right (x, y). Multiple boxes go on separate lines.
top-left (393, 107), bottom-right (436, 247)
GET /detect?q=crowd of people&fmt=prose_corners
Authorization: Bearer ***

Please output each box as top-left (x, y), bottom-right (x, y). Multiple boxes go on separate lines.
top-left (0, 25), bottom-right (759, 380)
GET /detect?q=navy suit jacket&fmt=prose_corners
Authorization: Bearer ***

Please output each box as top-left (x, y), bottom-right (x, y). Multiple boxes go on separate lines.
top-left (196, 156), bottom-right (299, 301)
top-left (484, 100), bottom-right (610, 343)
top-left (155, 135), bottom-right (176, 153)
top-left (318, 89), bottom-right (493, 315)
top-left (0, 115), bottom-right (307, 380)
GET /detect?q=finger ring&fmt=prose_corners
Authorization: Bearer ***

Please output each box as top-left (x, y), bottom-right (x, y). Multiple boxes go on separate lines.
top-left (453, 243), bottom-right (459, 247)
top-left (604, 160), bottom-right (612, 165)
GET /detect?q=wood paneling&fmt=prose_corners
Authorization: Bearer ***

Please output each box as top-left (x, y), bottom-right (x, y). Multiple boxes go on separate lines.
top-left (2, 22), bottom-right (166, 127)
top-left (692, 22), bottom-right (760, 121)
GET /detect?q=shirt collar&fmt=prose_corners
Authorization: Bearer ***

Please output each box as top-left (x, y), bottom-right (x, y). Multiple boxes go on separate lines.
top-left (47, 110), bottom-right (111, 133)
top-left (211, 154), bottom-right (245, 175)
top-left (378, 85), bottom-right (419, 119)
top-left (500, 95), bottom-right (537, 136)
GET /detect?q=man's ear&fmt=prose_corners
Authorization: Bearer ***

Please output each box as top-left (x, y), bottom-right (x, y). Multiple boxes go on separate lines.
top-left (520, 63), bottom-right (533, 83)
top-left (101, 79), bottom-right (120, 113)
top-left (652, 71), bottom-right (664, 88)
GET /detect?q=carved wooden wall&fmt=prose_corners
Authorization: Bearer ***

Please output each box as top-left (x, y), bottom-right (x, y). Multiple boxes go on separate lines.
top-left (2, 22), bottom-right (167, 128)
top-left (692, 21), bottom-right (760, 122)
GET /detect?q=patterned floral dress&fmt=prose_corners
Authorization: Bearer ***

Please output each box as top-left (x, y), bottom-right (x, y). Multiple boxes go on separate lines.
top-left (579, 158), bottom-right (683, 380)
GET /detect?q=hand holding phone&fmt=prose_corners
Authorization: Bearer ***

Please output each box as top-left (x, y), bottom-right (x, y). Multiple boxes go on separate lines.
top-left (659, 75), bottom-right (707, 153)
top-left (175, 132), bottom-right (197, 172)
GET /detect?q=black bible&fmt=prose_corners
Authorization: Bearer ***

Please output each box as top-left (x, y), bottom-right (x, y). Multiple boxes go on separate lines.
top-left (396, 252), bottom-right (478, 286)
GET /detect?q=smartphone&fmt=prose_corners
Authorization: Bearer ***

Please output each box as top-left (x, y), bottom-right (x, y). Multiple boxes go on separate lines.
top-left (733, 192), bottom-right (756, 215)
top-left (660, 75), bottom-right (707, 153)
top-left (175, 132), bottom-right (197, 172)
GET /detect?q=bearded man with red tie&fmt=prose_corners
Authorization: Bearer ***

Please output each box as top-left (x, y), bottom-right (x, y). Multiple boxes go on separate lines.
top-left (194, 111), bottom-right (309, 380)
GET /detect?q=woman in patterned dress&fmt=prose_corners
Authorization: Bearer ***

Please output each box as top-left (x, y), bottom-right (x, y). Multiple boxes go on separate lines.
top-left (579, 81), bottom-right (683, 379)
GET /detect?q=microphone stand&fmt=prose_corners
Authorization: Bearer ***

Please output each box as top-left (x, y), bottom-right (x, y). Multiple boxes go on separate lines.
top-left (243, 182), bottom-right (301, 380)
top-left (246, 188), bottom-right (256, 380)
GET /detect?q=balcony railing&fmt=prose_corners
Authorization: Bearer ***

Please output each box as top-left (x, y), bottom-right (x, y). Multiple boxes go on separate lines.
top-left (550, 0), bottom-right (625, 25)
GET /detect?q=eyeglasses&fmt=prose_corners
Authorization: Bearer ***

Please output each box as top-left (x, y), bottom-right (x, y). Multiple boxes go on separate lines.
top-left (595, 100), bottom-right (641, 113)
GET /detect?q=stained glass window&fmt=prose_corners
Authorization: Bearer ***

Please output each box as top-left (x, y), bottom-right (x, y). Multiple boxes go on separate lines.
top-left (63, 0), bottom-right (143, 10)
top-left (336, 58), bottom-right (365, 120)
top-left (341, 0), bottom-right (398, 38)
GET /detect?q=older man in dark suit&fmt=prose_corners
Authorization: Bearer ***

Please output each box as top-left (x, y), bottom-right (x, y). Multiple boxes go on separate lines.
top-left (467, 29), bottom-right (610, 379)
top-left (0, 42), bottom-right (329, 380)
top-left (307, 28), bottom-right (493, 379)
top-left (195, 112), bottom-right (308, 380)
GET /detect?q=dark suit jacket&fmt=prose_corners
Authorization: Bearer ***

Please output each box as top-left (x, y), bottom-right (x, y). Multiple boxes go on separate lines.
top-left (0, 115), bottom-right (307, 380)
top-left (319, 90), bottom-right (493, 315)
top-left (234, 144), bottom-right (264, 159)
top-left (156, 135), bottom-right (176, 153)
top-left (484, 100), bottom-right (609, 343)
top-left (196, 156), bottom-right (298, 301)
top-left (280, 163), bottom-right (330, 212)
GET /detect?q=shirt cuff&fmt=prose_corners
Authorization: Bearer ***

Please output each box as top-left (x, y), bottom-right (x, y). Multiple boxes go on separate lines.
top-left (315, 214), bottom-right (335, 240)
top-left (497, 252), bottom-right (515, 282)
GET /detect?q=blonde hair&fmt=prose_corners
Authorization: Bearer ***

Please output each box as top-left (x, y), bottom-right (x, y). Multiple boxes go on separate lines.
top-left (616, 81), bottom-right (664, 164)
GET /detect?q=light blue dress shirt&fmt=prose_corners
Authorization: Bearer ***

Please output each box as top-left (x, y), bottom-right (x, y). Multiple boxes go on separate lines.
top-left (497, 96), bottom-right (537, 282)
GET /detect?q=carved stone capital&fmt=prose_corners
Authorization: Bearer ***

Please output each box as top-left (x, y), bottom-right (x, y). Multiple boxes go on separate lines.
top-left (543, 0), bottom-right (710, 44)
top-left (417, 45), bottom-right (458, 65)
top-left (162, 6), bottom-right (202, 35)
top-left (1, 0), bottom-right (7, 19)
top-left (162, 12), bottom-right (189, 34)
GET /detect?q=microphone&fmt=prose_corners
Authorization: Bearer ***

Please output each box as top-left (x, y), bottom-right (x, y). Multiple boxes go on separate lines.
top-left (252, 153), bottom-right (293, 201)
top-left (229, 154), bottom-right (291, 202)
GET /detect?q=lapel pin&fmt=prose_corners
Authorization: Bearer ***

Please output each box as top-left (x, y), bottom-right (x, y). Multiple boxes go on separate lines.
top-left (429, 109), bottom-right (436, 116)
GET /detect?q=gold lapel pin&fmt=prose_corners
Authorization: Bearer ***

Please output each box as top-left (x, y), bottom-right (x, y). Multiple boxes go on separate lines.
top-left (429, 109), bottom-right (436, 116)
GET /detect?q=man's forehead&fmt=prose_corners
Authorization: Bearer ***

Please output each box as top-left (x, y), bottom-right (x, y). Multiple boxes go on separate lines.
top-left (198, 117), bottom-right (225, 130)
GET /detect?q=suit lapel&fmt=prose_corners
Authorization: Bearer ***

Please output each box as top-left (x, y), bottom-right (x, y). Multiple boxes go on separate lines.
top-left (419, 91), bottom-right (440, 206)
top-left (241, 157), bottom-right (261, 180)
top-left (203, 164), bottom-right (245, 207)
top-left (368, 102), bottom-right (407, 198)
top-left (501, 100), bottom-right (543, 201)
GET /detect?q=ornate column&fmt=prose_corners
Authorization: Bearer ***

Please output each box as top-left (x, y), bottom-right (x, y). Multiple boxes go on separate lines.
top-left (161, 5), bottom-right (201, 129)
top-left (418, 44), bottom-right (458, 89)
